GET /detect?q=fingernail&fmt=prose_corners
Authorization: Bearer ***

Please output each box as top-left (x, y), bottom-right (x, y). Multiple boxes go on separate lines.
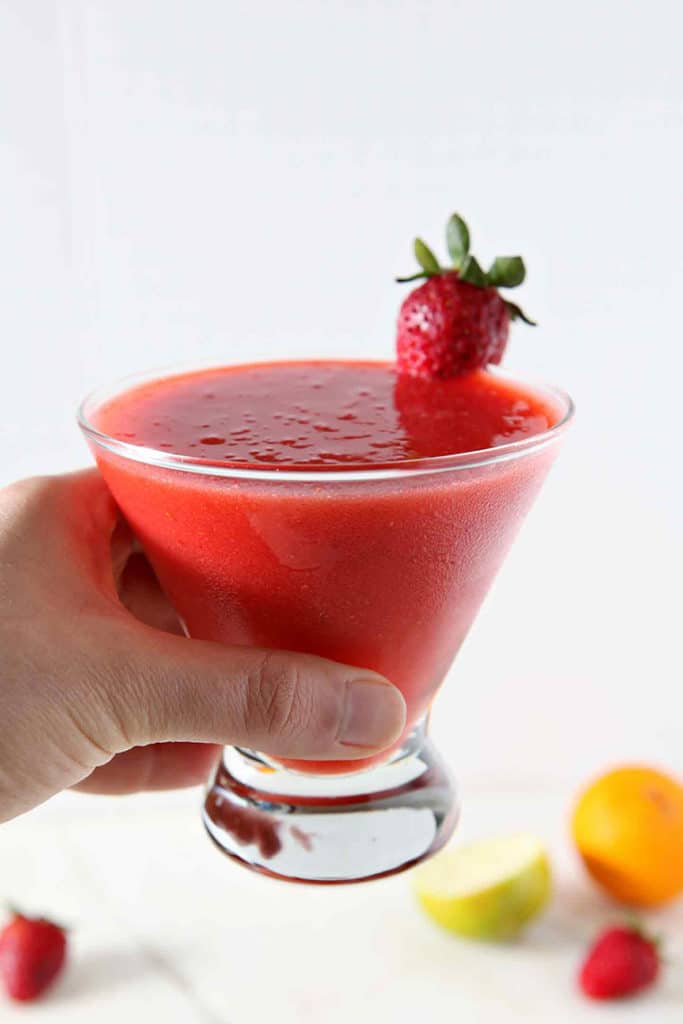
top-left (338, 679), bottom-right (406, 749)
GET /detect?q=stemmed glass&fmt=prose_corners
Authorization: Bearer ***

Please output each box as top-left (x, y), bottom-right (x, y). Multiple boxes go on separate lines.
top-left (80, 364), bottom-right (572, 883)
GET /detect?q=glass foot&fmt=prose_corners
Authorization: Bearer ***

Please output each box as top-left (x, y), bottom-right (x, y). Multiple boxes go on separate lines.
top-left (202, 731), bottom-right (459, 884)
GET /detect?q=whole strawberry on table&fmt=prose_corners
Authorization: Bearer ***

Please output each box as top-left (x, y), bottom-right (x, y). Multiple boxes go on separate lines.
top-left (579, 924), bottom-right (661, 1001)
top-left (0, 910), bottom-right (67, 1002)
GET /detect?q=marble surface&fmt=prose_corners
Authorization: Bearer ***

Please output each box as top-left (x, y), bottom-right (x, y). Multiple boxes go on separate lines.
top-left (1, 782), bottom-right (681, 1022)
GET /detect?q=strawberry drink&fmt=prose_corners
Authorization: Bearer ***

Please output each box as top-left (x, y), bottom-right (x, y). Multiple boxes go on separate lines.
top-left (90, 362), bottom-right (563, 776)
top-left (80, 212), bottom-right (572, 882)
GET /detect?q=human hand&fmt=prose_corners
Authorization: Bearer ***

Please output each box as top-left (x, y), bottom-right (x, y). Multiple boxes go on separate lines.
top-left (0, 471), bottom-right (405, 823)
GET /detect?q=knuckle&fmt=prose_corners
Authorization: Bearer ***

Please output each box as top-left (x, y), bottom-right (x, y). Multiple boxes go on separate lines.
top-left (0, 614), bottom-right (131, 777)
top-left (247, 651), bottom-right (307, 739)
top-left (0, 476), bottom-right (68, 571)
top-left (1, 474), bottom-right (55, 500)
top-left (0, 475), bottom-right (56, 524)
top-left (79, 623), bottom-right (153, 750)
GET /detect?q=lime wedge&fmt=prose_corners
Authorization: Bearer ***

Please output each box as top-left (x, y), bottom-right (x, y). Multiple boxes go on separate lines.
top-left (412, 833), bottom-right (551, 939)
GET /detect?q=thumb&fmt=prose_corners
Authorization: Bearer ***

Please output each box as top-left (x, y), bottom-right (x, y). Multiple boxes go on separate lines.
top-left (98, 622), bottom-right (407, 762)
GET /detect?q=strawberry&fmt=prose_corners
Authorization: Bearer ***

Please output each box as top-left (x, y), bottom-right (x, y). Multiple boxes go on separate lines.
top-left (579, 924), bottom-right (660, 1000)
top-left (0, 911), bottom-right (67, 1002)
top-left (396, 213), bottom-right (534, 379)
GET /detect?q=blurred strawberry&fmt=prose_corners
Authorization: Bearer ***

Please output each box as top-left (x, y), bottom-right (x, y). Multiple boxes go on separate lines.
top-left (579, 924), bottom-right (660, 1000)
top-left (0, 911), bottom-right (67, 1002)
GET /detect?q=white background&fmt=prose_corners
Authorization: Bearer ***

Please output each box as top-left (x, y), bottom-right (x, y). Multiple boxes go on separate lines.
top-left (1, 4), bottom-right (682, 1020)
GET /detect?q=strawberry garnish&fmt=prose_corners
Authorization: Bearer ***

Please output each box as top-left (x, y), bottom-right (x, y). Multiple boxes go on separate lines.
top-left (0, 911), bottom-right (67, 1002)
top-left (396, 213), bottom-right (534, 380)
top-left (579, 924), bottom-right (661, 1000)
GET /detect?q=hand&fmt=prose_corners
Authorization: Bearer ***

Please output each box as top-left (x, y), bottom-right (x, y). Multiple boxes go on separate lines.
top-left (0, 471), bottom-right (405, 823)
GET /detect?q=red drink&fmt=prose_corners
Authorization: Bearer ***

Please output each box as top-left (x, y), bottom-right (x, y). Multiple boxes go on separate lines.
top-left (88, 361), bottom-right (564, 774)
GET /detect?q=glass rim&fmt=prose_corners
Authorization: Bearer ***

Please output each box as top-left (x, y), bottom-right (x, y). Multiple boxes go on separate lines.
top-left (78, 359), bottom-right (575, 483)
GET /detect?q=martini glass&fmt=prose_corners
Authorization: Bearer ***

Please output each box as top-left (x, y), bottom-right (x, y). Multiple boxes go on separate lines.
top-left (79, 363), bottom-right (572, 884)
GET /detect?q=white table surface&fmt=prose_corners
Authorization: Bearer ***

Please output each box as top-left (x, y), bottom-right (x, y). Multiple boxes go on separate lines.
top-left (2, 782), bottom-right (681, 1023)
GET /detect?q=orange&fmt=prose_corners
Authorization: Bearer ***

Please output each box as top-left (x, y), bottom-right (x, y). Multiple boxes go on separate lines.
top-left (572, 765), bottom-right (683, 907)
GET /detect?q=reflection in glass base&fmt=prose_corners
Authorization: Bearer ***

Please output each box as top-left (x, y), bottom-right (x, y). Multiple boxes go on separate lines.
top-left (202, 727), bottom-right (459, 884)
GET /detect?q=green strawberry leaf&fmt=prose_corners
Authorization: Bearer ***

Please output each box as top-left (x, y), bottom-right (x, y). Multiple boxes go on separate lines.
top-left (446, 213), bottom-right (470, 269)
top-left (395, 271), bottom-right (429, 283)
top-left (459, 254), bottom-right (488, 288)
top-left (413, 238), bottom-right (441, 275)
top-left (505, 299), bottom-right (536, 326)
top-left (488, 256), bottom-right (526, 288)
